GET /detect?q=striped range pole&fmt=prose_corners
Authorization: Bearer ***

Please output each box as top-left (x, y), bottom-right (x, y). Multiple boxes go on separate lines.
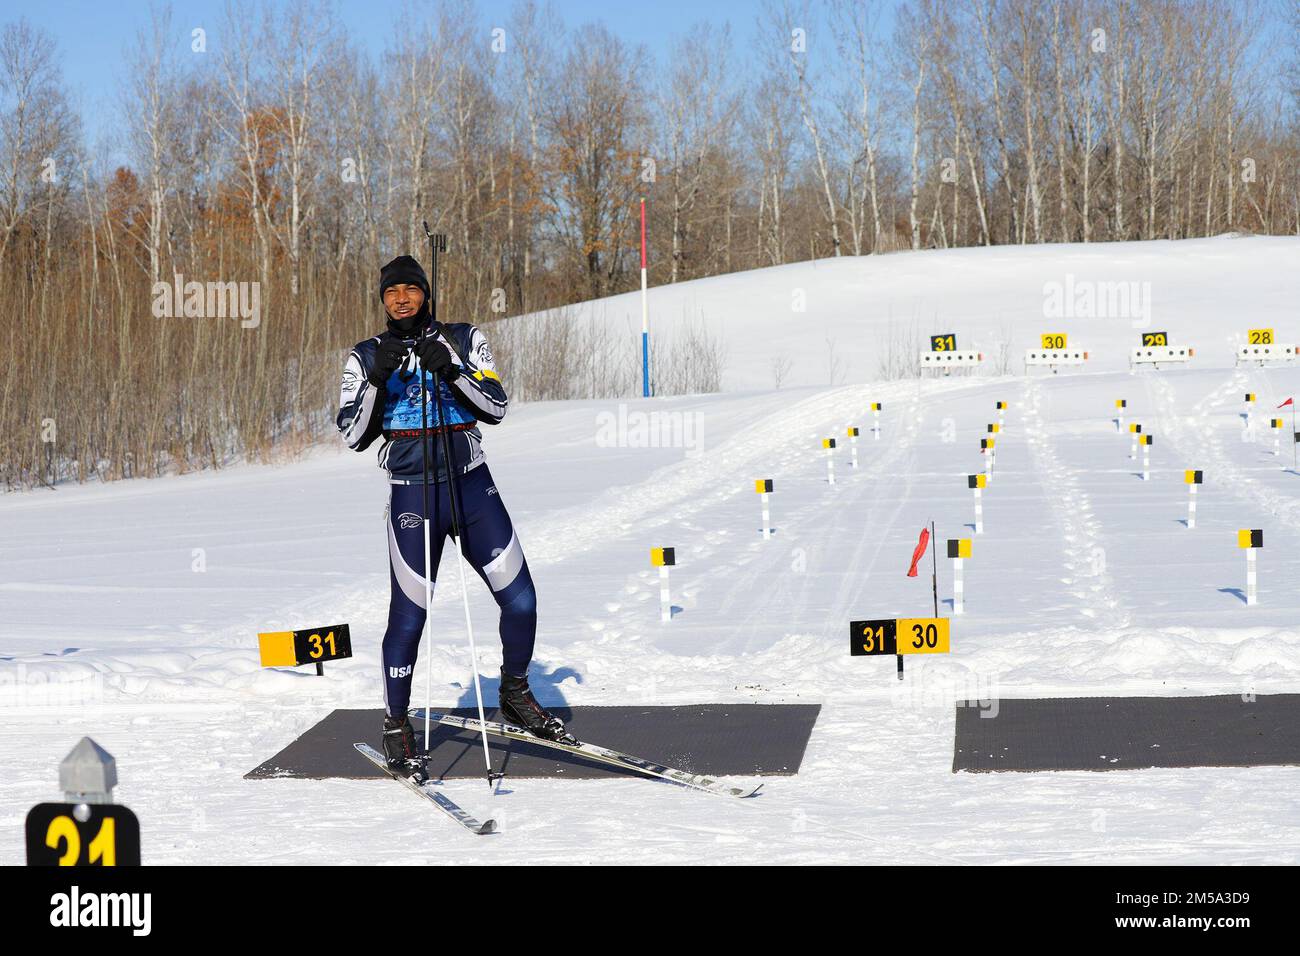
top-left (968, 473), bottom-right (986, 534)
top-left (755, 479), bottom-right (773, 539)
top-left (871, 402), bottom-right (882, 440)
top-left (640, 197), bottom-right (650, 398)
top-left (847, 426), bottom-right (859, 468)
top-left (1129, 423), bottom-right (1141, 460)
top-left (1184, 470), bottom-right (1202, 529)
top-left (947, 538), bottom-right (972, 615)
top-left (1115, 398), bottom-right (1126, 433)
top-left (651, 547), bottom-right (675, 621)
top-left (1141, 434), bottom-right (1153, 481)
top-left (823, 438), bottom-right (837, 485)
top-left (1237, 529), bottom-right (1262, 605)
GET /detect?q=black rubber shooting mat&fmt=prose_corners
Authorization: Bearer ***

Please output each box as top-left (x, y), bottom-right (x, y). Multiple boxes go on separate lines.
top-left (247, 705), bottom-right (821, 781)
top-left (953, 694), bottom-right (1300, 772)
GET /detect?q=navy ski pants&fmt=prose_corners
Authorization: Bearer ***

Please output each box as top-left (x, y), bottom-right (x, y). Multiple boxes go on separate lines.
top-left (382, 464), bottom-right (536, 717)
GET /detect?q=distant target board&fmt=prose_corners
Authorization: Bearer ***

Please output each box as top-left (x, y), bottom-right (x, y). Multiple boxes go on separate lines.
top-left (1237, 333), bottom-right (1296, 365)
top-left (1025, 344), bottom-right (1089, 370)
top-left (921, 330), bottom-right (980, 372)
top-left (1131, 331), bottom-right (1193, 367)
top-left (920, 349), bottom-right (983, 372)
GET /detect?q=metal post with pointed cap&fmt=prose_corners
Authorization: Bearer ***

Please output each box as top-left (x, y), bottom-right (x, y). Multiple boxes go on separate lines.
top-left (61, 736), bottom-right (116, 804)
top-left (26, 737), bottom-right (141, 865)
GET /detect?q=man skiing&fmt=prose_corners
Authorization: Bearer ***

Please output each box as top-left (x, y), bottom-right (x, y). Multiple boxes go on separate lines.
top-left (336, 254), bottom-right (574, 775)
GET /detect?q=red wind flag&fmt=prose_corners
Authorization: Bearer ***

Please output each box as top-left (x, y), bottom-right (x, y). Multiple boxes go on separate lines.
top-left (907, 527), bottom-right (930, 578)
top-left (1278, 397), bottom-right (1294, 409)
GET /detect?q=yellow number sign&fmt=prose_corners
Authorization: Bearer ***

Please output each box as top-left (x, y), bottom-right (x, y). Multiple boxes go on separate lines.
top-left (896, 618), bottom-right (951, 655)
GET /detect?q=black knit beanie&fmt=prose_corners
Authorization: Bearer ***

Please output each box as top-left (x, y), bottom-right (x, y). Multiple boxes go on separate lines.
top-left (379, 255), bottom-right (430, 300)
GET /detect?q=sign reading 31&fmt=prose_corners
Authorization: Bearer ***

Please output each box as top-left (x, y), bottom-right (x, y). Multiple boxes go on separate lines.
top-left (26, 803), bottom-right (141, 866)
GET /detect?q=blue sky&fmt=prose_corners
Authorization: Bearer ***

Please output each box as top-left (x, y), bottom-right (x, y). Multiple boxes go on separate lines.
top-left (16, 0), bottom-right (810, 160)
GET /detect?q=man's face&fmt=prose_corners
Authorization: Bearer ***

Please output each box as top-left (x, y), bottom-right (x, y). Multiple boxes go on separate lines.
top-left (383, 283), bottom-right (425, 321)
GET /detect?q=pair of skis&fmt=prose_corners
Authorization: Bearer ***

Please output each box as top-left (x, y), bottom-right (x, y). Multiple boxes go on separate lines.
top-left (355, 712), bottom-right (762, 835)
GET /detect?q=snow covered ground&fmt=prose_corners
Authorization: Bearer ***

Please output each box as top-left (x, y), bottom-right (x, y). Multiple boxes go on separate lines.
top-left (3, 236), bottom-right (1300, 864)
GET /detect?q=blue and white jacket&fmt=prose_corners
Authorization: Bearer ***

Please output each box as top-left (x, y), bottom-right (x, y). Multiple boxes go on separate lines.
top-left (336, 321), bottom-right (507, 483)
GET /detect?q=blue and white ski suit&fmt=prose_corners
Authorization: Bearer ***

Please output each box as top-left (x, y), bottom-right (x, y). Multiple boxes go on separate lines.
top-left (336, 321), bottom-right (536, 716)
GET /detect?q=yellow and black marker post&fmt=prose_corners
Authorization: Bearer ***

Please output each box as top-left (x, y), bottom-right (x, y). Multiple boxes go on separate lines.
top-left (871, 402), bottom-right (882, 440)
top-left (1128, 422), bottom-right (1142, 460)
top-left (755, 479), bottom-right (774, 539)
top-left (822, 437), bottom-right (837, 485)
top-left (947, 538), bottom-right (972, 615)
top-left (1115, 398), bottom-right (1127, 432)
top-left (651, 547), bottom-right (676, 622)
top-left (968, 473), bottom-right (987, 534)
top-left (1270, 417), bottom-right (1283, 457)
top-left (847, 426), bottom-right (860, 469)
top-left (1184, 470), bottom-right (1203, 529)
top-left (981, 437), bottom-right (996, 480)
top-left (1237, 530), bottom-right (1262, 605)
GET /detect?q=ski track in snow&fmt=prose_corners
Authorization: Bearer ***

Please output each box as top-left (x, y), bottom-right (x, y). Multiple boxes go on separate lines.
top-left (1022, 377), bottom-right (1131, 629)
top-left (1145, 368), bottom-right (1300, 534)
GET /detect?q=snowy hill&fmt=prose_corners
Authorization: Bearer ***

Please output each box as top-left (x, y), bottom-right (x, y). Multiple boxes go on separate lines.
top-left (3, 237), bottom-right (1300, 864)
top-left (521, 235), bottom-right (1300, 389)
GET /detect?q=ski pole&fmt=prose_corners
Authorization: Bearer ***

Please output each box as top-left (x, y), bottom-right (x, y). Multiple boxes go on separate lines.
top-left (415, 342), bottom-right (436, 756)
top-left (423, 221), bottom-right (497, 787)
top-left (396, 336), bottom-right (439, 774)
top-left (434, 377), bottom-right (497, 786)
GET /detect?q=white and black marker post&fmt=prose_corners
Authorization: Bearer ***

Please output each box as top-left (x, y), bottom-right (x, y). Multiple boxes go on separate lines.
top-left (652, 547), bottom-right (675, 621)
top-left (823, 437), bottom-right (836, 485)
top-left (421, 222), bottom-right (496, 787)
top-left (755, 479), bottom-right (773, 539)
top-left (1141, 433), bottom-right (1153, 481)
top-left (1238, 529), bottom-right (1262, 605)
top-left (1184, 470), bottom-right (1202, 529)
top-left (947, 538), bottom-right (971, 615)
top-left (847, 426), bottom-right (859, 468)
top-left (871, 402), bottom-right (882, 440)
top-left (968, 473), bottom-right (986, 534)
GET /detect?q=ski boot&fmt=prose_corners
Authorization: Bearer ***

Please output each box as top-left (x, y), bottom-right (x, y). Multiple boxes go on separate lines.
top-left (498, 669), bottom-right (577, 745)
top-left (382, 715), bottom-right (427, 782)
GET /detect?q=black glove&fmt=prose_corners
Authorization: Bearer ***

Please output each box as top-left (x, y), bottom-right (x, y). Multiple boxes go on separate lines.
top-left (414, 334), bottom-right (459, 379)
top-left (367, 338), bottom-right (410, 388)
